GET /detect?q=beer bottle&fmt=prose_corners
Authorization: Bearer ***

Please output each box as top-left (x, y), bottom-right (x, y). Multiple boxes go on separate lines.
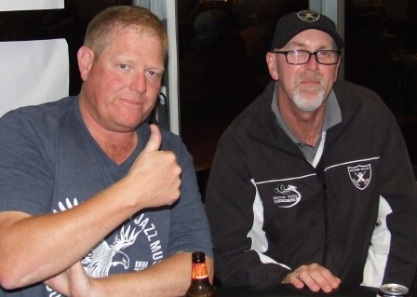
top-left (185, 252), bottom-right (215, 297)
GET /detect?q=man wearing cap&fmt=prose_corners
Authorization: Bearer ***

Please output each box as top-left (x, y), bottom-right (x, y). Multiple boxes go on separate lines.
top-left (205, 9), bottom-right (417, 293)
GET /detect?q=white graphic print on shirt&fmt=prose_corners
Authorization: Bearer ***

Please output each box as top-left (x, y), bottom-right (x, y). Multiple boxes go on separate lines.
top-left (46, 197), bottom-right (164, 297)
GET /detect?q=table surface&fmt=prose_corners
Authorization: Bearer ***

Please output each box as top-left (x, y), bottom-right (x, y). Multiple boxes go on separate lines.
top-left (214, 284), bottom-right (379, 297)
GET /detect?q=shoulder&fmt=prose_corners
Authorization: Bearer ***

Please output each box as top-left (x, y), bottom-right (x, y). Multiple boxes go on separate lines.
top-left (333, 80), bottom-right (383, 105)
top-left (0, 96), bottom-right (77, 140)
top-left (160, 127), bottom-right (196, 171)
top-left (0, 97), bottom-right (76, 128)
top-left (333, 81), bottom-right (398, 135)
top-left (160, 127), bottom-right (182, 145)
top-left (220, 81), bottom-right (276, 145)
top-left (334, 80), bottom-right (392, 115)
top-left (138, 124), bottom-right (191, 163)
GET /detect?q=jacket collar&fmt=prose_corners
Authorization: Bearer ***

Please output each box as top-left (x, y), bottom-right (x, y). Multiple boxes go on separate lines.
top-left (246, 80), bottom-right (362, 152)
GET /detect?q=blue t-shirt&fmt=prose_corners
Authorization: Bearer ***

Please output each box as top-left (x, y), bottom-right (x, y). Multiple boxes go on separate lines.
top-left (0, 96), bottom-right (213, 297)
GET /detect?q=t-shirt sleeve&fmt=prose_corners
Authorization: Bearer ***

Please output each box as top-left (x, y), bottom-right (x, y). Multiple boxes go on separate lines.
top-left (0, 109), bottom-right (54, 215)
top-left (163, 136), bottom-right (213, 258)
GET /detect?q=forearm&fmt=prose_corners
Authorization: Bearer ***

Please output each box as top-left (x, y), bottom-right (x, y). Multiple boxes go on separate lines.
top-left (219, 252), bottom-right (289, 286)
top-left (382, 198), bottom-right (417, 286)
top-left (93, 252), bottom-right (214, 297)
top-left (379, 124), bottom-right (417, 286)
top-left (0, 178), bottom-right (142, 288)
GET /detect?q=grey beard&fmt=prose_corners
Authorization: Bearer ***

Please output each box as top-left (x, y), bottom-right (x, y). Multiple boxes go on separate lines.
top-left (292, 89), bottom-right (326, 112)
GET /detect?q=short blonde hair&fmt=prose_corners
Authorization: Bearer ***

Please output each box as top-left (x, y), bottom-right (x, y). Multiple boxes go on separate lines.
top-left (84, 5), bottom-right (168, 59)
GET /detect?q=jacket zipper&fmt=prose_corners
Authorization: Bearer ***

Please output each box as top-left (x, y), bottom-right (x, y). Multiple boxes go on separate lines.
top-left (321, 179), bottom-right (329, 266)
top-left (316, 159), bottom-right (329, 265)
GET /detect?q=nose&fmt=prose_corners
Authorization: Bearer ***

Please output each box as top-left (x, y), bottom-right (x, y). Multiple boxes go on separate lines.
top-left (130, 72), bottom-right (146, 93)
top-left (306, 53), bottom-right (319, 70)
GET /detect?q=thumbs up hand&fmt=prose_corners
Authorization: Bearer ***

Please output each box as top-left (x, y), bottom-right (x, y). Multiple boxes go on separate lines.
top-left (141, 123), bottom-right (163, 153)
top-left (126, 124), bottom-right (181, 209)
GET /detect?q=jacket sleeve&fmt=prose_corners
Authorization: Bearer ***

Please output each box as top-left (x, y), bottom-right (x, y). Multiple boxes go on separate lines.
top-left (372, 112), bottom-right (417, 288)
top-left (205, 128), bottom-right (291, 286)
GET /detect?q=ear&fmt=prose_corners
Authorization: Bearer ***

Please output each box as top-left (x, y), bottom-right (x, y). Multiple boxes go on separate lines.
top-left (77, 46), bottom-right (95, 82)
top-left (333, 57), bottom-right (342, 82)
top-left (266, 52), bottom-right (279, 81)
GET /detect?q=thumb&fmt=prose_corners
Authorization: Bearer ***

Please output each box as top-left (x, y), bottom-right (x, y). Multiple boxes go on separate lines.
top-left (142, 124), bottom-right (162, 153)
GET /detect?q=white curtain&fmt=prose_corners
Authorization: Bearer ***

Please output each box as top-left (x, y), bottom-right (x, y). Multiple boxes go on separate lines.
top-left (0, 0), bottom-right (69, 117)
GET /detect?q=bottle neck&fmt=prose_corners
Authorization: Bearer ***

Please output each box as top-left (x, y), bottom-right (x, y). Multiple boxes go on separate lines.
top-left (191, 262), bottom-right (209, 280)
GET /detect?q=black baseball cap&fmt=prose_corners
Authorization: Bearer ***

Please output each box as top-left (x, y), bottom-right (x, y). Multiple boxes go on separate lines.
top-left (270, 10), bottom-right (344, 51)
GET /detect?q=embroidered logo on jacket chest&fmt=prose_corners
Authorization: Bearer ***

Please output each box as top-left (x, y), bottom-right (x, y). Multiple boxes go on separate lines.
top-left (273, 184), bottom-right (301, 208)
top-left (348, 164), bottom-right (372, 190)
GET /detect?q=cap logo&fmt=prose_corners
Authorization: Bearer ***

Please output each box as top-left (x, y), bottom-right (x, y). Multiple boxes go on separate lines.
top-left (297, 10), bottom-right (320, 23)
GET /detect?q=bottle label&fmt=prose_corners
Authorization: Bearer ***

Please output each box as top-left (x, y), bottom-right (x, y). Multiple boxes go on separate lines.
top-left (191, 263), bottom-right (209, 279)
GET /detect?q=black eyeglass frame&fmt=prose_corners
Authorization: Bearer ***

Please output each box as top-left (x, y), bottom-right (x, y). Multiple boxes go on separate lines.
top-left (272, 49), bottom-right (341, 65)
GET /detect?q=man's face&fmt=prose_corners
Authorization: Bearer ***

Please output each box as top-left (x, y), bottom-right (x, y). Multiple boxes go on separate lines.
top-left (267, 29), bottom-right (340, 113)
top-left (79, 27), bottom-right (165, 133)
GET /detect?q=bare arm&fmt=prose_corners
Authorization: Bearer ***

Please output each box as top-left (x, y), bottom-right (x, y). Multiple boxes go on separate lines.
top-left (45, 252), bottom-right (214, 297)
top-left (0, 125), bottom-right (182, 289)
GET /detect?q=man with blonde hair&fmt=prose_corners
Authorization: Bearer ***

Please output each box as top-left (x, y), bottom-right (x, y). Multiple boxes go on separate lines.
top-left (0, 6), bottom-right (213, 297)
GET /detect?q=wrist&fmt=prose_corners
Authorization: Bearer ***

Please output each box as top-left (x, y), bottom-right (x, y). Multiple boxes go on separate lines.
top-left (88, 277), bottom-right (106, 297)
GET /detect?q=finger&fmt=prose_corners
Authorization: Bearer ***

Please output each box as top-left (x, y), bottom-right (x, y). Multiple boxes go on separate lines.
top-left (314, 268), bottom-right (341, 291)
top-left (297, 270), bottom-right (321, 292)
top-left (142, 124), bottom-right (162, 153)
top-left (324, 273), bottom-right (341, 290)
top-left (302, 269), bottom-right (340, 293)
top-left (291, 271), bottom-right (305, 289)
top-left (283, 271), bottom-right (304, 289)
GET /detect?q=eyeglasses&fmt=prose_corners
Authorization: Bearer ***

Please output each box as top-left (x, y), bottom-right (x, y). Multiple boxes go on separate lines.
top-left (272, 50), bottom-right (341, 65)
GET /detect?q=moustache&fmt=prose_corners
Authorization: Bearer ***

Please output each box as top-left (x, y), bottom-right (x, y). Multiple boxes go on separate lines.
top-left (296, 74), bottom-right (324, 85)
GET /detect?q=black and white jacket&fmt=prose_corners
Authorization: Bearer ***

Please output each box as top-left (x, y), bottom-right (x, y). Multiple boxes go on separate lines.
top-left (205, 80), bottom-right (417, 288)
